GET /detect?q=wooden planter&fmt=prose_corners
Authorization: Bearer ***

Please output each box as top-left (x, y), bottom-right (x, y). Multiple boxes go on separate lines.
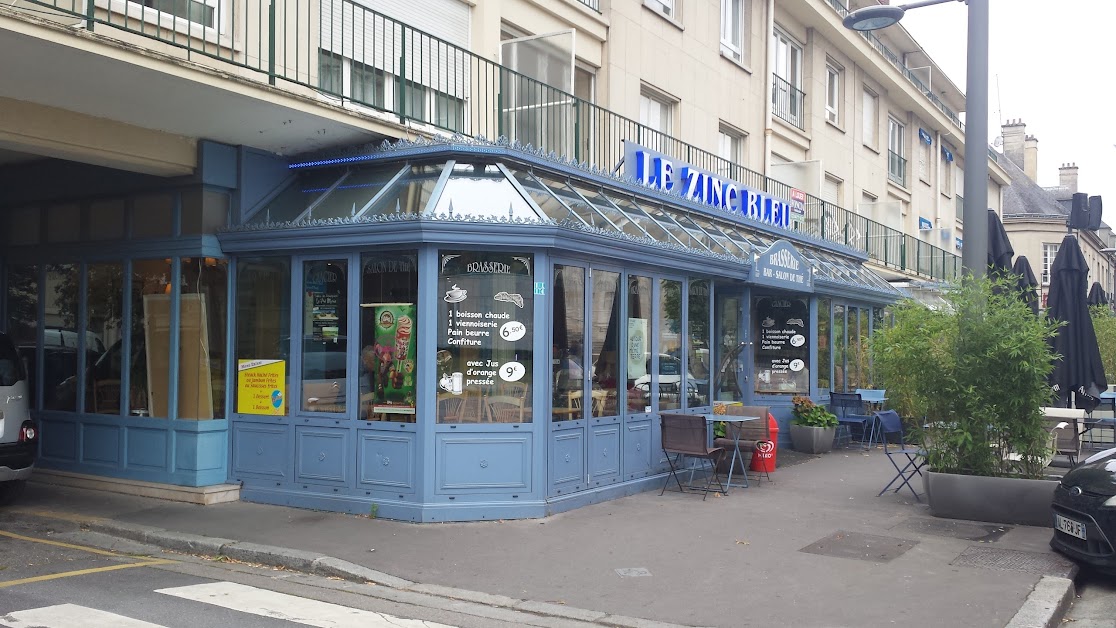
top-left (789, 424), bottom-right (835, 454)
top-left (924, 470), bottom-right (1059, 527)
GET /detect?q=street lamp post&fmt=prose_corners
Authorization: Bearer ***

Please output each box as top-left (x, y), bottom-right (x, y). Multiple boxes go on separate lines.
top-left (843, 0), bottom-right (989, 279)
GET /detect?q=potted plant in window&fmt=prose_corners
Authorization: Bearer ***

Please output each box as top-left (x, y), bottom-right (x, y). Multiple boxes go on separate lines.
top-left (789, 395), bottom-right (838, 454)
top-left (871, 276), bottom-right (1061, 525)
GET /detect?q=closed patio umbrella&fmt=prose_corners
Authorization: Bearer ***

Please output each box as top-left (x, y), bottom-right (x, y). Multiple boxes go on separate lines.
top-left (1012, 256), bottom-right (1040, 316)
top-left (1088, 282), bottom-right (1108, 307)
top-left (987, 209), bottom-right (1015, 278)
top-left (1046, 235), bottom-right (1108, 410)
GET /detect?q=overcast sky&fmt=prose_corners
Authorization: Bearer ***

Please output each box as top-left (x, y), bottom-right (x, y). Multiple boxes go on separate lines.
top-left (897, 0), bottom-right (1116, 225)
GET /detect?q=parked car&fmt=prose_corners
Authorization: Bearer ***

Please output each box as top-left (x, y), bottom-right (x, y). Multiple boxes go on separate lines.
top-left (1050, 446), bottom-right (1116, 573)
top-left (0, 331), bottom-right (38, 505)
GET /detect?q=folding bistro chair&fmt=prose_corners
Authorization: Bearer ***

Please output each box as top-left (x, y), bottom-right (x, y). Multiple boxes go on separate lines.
top-left (875, 410), bottom-right (925, 501)
top-left (660, 413), bottom-right (726, 500)
top-left (829, 392), bottom-right (874, 449)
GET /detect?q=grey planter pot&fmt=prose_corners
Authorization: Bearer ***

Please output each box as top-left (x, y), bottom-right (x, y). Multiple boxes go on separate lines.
top-left (924, 470), bottom-right (1058, 527)
top-left (789, 424), bottom-right (835, 454)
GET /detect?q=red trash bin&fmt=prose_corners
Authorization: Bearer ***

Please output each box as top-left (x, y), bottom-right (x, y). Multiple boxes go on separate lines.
top-left (750, 413), bottom-right (779, 473)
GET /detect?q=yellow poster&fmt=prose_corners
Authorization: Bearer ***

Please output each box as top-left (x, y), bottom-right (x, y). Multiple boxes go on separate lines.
top-left (237, 359), bottom-right (286, 415)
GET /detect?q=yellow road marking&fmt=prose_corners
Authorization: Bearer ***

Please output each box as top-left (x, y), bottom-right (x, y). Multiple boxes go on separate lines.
top-left (0, 559), bottom-right (173, 588)
top-left (7, 507), bottom-right (104, 524)
top-left (0, 529), bottom-right (129, 557)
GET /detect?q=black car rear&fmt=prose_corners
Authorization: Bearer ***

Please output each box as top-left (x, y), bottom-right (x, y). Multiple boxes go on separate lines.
top-left (1051, 447), bottom-right (1116, 572)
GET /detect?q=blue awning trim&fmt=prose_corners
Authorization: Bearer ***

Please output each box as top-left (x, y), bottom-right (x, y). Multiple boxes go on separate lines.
top-left (918, 128), bottom-right (932, 145)
top-left (941, 146), bottom-right (954, 162)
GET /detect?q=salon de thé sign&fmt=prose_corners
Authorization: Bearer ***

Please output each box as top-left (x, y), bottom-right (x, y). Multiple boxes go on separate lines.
top-left (623, 141), bottom-right (802, 230)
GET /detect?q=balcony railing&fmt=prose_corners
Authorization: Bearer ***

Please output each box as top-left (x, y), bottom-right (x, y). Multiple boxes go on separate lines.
top-left (824, 0), bottom-right (964, 132)
top-left (887, 150), bottom-right (906, 187)
top-left (772, 75), bottom-right (805, 130)
top-left (575, 0), bottom-right (600, 10)
top-left (20, 0), bottom-right (961, 281)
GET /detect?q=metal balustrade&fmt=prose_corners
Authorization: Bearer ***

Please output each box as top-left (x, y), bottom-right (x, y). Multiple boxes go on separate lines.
top-left (17, 0), bottom-right (961, 280)
top-left (772, 75), bottom-right (805, 130)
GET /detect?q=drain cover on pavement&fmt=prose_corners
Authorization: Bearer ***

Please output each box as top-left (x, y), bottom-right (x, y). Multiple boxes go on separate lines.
top-left (897, 517), bottom-right (1011, 542)
top-left (799, 530), bottom-right (917, 563)
top-left (951, 546), bottom-right (1077, 578)
top-left (614, 568), bottom-right (652, 578)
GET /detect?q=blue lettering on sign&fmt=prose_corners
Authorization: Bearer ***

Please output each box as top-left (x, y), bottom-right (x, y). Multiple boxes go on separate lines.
top-left (624, 141), bottom-right (792, 230)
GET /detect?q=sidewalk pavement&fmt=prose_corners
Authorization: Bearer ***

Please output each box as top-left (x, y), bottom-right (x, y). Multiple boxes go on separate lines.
top-left (6, 448), bottom-right (1079, 628)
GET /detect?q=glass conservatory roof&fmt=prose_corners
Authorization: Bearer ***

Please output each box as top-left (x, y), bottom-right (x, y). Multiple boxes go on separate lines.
top-left (243, 158), bottom-right (898, 295)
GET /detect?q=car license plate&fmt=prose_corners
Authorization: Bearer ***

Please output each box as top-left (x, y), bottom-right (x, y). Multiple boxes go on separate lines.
top-left (1055, 514), bottom-right (1087, 540)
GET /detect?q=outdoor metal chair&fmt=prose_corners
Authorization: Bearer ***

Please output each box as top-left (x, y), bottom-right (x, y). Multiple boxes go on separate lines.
top-left (875, 410), bottom-right (925, 501)
top-left (660, 413), bottom-right (725, 500)
top-left (830, 392), bottom-right (874, 449)
top-left (1042, 407), bottom-right (1084, 466)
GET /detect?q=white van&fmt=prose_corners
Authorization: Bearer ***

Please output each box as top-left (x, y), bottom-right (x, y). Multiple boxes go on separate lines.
top-left (0, 331), bottom-right (37, 505)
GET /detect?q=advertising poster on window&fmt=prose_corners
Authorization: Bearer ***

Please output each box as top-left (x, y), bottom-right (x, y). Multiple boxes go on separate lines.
top-left (753, 296), bottom-right (809, 394)
top-left (437, 252), bottom-right (534, 422)
top-left (363, 303), bottom-right (416, 413)
top-left (626, 317), bottom-right (648, 380)
top-left (237, 359), bottom-right (286, 415)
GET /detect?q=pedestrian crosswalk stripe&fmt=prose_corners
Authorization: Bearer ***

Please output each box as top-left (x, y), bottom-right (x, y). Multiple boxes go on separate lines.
top-left (0, 603), bottom-right (167, 628)
top-left (155, 581), bottom-right (459, 628)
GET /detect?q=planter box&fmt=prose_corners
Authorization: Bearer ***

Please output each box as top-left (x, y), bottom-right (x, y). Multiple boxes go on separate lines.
top-left (789, 424), bottom-right (835, 454)
top-left (925, 470), bottom-right (1058, 527)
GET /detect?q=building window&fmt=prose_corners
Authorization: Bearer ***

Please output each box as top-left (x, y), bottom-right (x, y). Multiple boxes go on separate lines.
top-left (717, 124), bottom-right (745, 178)
top-left (825, 63), bottom-right (841, 125)
top-left (918, 136), bottom-right (931, 182)
top-left (360, 252), bottom-right (418, 423)
top-left (720, 0), bottom-right (747, 63)
top-left (143, 0), bottom-right (218, 29)
top-left (639, 86), bottom-right (676, 151)
top-left (645, 0), bottom-right (677, 19)
top-left (887, 117), bottom-right (906, 186)
top-left (822, 174), bottom-right (842, 206)
top-left (772, 29), bottom-right (804, 129)
top-left (862, 88), bottom-right (878, 149)
top-left (941, 149), bottom-right (953, 196)
top-left (1043, 243), bottom-right (1060, 285)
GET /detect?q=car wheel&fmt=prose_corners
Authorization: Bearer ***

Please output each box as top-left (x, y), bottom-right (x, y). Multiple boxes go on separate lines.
top-left (0, 480), bottom-right (27, 506)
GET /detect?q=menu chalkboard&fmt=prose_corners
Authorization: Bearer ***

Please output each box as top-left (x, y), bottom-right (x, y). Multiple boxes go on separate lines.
top-left (754, 296), bottom-right (809, 394)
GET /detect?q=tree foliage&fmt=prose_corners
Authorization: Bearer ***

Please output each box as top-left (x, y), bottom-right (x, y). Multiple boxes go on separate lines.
top-left (871, 276), bottom-right (1059, 478)
top-left (1090, 305), bottom-right (1116, 384)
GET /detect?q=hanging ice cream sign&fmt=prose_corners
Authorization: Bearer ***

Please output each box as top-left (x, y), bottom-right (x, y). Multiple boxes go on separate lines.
top-left (623, 141), bottom-right (793, 230)
top-left (751, 240), bottom-right (813, 292)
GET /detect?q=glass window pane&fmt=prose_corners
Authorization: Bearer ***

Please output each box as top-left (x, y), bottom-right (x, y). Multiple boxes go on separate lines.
top-left (540, 176), bottom-right (610, 229)
top-left (657, 279), bottom-right (683, 411)
top-left (833, 304), bottom-right (846, 392)
top-left (248, 169), bottom-right (347, 224)
top-left (45, 204), bottom-right (81, 243)
top-left (306, 165), bottom-right (402, 221)
top-left (302, 260), bottom-right (348, 414)
top-left (626, 275), bottom-right (652, 413)
top-left (591, 270), bottom-right (621, 418)
top-left (753, 296), bottom-right (810, 395)
top-left (235, 257), bottom-right (291, 416)
top-left (672, 212), bottom-right (722, 254)
top-left (646, 204), bottom-right (698, 249)
top-left (430, 164), bottom-right (540, 221)
top-left (132, 194), bottom-right (174, 237)
top-left (179, 257), bottom-right (228, 419)
top-left (612, 197), bottom-right (675, 244)
top-left (507, 169), bottom-right (577, 224)
top-left (692, 215), bottom-right (748, 257)
top-left (360, 251), bottom-right (418, 423)
top-left (715, 294), bottom-right (743, 402)
top-left (363, 164), bottom-right (442, 217)
top-left (5, 207), bottom-right (40, 246)
top-left (132, 259), bottom-right (174, 418)
top-left (566, 183), bottom-right (646, 239)
top-left (552, 265), bottom-right (586, 422)
top-left (687, 280), bottom-right (711, 407)
top-left (42, 264), bottom-right (78, 411)
top-left (87, 263), bottom-right (124, 415)
top-left (437, 251), bottom-right (534, 423)
top-left (818, 298), bottom-right (832, 391)
top-left (89, 200), bottom-right (126, 240)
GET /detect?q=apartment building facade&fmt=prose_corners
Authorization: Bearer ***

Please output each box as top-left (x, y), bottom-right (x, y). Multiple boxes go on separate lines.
top-left (0, 0), bottom-right (1007, 519)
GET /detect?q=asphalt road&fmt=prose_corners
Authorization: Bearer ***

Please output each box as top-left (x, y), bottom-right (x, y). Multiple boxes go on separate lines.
top-left (0, 516), bottom-right (527, 628)
top-left (1063, 568), bottom-right (1116, 627)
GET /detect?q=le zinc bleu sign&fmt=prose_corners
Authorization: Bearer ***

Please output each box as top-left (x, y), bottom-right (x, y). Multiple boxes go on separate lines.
top-left (623, 141), bottom-right (799, 230)
top-left (751, 240), bottom-right (813, 292)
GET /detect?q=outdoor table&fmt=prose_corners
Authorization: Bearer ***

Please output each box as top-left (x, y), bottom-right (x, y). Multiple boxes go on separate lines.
top-left (1082, 392), bottom-right (1116, 449)
top-left (701, 413), bottom-right (759, 493)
